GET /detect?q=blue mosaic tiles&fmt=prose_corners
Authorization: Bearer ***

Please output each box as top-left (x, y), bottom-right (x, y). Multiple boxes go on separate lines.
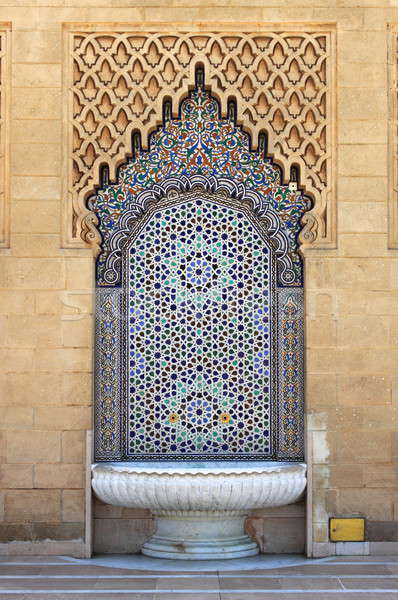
top-left (126, 197), bottom-right (274, 457)
top-left (94, 82), bottom-right (307, 461)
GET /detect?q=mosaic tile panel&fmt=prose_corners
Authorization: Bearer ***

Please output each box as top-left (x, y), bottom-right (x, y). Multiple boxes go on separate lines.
top-left (94, 83), bottom-right (306, 461)
top-left (278, 288), bottom-right (304, 458)
top-left (95, 289), bottom-right (122, 459)
top-left (125, 197), bottom-right (275, 458)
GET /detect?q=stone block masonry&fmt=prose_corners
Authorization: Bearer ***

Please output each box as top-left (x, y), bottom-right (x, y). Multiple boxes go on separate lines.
top-left (0, 0), bottom-right (397, 556)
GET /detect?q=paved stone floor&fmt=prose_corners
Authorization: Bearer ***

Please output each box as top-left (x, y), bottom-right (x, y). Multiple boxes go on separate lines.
top-left (1, 555), bottom-right (398, 599)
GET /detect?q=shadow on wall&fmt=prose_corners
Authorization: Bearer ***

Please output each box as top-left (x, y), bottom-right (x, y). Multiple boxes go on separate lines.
top-left (93, 498), bottom-right (306, 555)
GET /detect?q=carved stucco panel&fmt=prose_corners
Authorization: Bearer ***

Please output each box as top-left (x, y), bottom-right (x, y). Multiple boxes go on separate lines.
top-left (0, 25), bottom-right (10, 248)
top-left (63, 23), bottom-right (336, 251)
top-left (389, 27), bottom-right (398, 248)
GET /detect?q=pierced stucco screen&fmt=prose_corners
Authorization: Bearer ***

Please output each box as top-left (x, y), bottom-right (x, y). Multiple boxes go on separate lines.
top-left (94, 85), bottom-right (306, 461)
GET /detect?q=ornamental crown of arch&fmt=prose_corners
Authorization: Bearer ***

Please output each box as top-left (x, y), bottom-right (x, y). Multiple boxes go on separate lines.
top-left (91, 78), bottom-right (311, 287)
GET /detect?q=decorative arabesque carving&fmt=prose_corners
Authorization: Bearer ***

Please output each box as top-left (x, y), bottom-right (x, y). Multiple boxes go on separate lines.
top-left (64, 26), bottom-right (335, 249)
top-left (0, 27), bottom-right (10, 248)
top-left (389, 29), bottom-right (398, 248)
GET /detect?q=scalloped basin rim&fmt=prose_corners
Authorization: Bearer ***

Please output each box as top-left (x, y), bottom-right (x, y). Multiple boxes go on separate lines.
top-left (92, 460), bottom-right (307, 476)
top-left (91, 460), bottom-right (307, 558)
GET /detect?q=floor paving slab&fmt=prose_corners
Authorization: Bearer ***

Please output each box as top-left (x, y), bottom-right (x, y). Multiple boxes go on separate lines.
top-left (330, 558), bottom-right (398, 563)
top-left (254, 565), bottom-right (394, 576)
top-left (0, 568), bottom-right (43, 576)
top-left (0, 558), bottom-right (71, 564)
top-left (220, 591), bottom-right (397, 600)
top-left (340, 577), bottom-right (398, 589)
top-left (2, 555), bottom-right (398, 598)
top-left (155, 576), bottom-right (219, 590)
top-left (0, 595), bottom-right (156, 600)
top-left (0, 579), bottom-right (104, 590)
top-left (93, 578), bottom-right (158, 590)
top-left (36, 567), bottom-right (150, 575)
top-left (219, 576), bottom-right (343, 590)
top-left (153, 595), bottom-right (220, 600)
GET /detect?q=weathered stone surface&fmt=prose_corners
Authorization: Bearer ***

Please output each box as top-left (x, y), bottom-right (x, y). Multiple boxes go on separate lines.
top-left (4, 490), bottom-right (61, 523)
top-left (62, 490), bottom-right (85, 523)
top-left (0, 522), bottom-right (84, 542)
top-left (367, 521), bottom-right (398, 542)
top-left (262, 518), bottom-right (306, 554)
top-left (7, 431), bottom-right (61, 463)
top-left (93, 518), bottom-right (153, 554)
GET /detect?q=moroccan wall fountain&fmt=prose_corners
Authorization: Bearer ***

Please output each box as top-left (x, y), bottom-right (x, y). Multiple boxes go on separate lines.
top-left (91, 72), bottom-right (308, 558)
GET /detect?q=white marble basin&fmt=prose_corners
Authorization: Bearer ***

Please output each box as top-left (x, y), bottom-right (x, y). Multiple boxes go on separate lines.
top-left (92, 461), bottom-right (306, 560)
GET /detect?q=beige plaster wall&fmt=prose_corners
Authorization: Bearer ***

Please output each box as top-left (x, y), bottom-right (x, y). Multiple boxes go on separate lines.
top-left (0, 0), bottom-right (397, 557)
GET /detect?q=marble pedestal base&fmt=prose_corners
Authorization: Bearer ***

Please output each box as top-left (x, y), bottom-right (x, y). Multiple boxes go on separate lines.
top-left (143, 510), bottom-right (258, 559)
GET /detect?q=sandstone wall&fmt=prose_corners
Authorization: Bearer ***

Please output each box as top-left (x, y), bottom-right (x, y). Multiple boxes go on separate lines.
top-left (0, 0), bottom-right (397, 556)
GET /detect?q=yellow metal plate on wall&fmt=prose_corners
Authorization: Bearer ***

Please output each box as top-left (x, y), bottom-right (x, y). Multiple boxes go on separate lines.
top-left (330, 518), bottom-right (365, 542)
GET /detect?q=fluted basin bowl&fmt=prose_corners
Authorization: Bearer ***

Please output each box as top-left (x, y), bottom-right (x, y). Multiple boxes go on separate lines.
top-left (92, 461), bottom-right (306, 560)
